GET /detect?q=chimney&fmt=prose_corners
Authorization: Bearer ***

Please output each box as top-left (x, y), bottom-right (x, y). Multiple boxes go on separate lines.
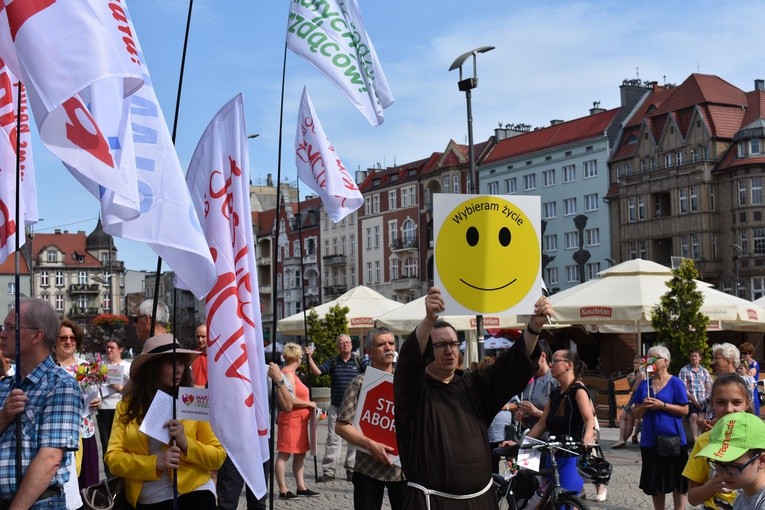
top-left (589, 101), bottom-right (606, 115)
top-left (550, 119), bottom-right (564, 126)
top-left (266, 173), bottom-right (273, 187)
top-left (54, 229), bottom-right (62, 234)
top-left (355, 169), bottom-right (368, 184)
top-left (755, 79), bottom-right (765, 91)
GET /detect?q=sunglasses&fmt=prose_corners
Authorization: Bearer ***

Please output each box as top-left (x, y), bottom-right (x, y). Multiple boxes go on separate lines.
top-left (131, 315), bottom-right (149, 324)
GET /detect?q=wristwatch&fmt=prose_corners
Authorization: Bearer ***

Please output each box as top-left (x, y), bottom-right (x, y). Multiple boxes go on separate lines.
top-left (274, 379), bottom-right (285, 387)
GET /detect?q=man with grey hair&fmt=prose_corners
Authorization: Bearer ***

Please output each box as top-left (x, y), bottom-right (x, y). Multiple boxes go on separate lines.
top-left (306, 333), bottom-right (366, 482)
top-left (336, 327), bottom-right (406, 509)
top-left (134, 298), bottom-right (169, 342)
top-left (0, 298), bottom-right (83, 508)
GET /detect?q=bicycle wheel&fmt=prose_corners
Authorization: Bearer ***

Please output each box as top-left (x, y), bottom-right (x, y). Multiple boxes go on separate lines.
top-left (543, 494), bottom-right (589, 510)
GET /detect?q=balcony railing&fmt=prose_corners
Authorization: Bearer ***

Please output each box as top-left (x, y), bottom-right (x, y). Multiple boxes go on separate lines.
top-left (68, 306), bottom-right (99, 317)
top-left (68, 283), bottom-right (100, 294)
top-left (390, 238), bottom-right (418, 251)
top-left (392, 277), bottom-right (420, 292)
top-left (323, 254), bottom-right (347, 266)
top-left (323, 285), bottom-right (347, 296)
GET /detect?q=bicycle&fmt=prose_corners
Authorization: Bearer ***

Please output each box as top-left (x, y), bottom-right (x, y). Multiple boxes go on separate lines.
top-left (492, 436), bottom-right (590, 510)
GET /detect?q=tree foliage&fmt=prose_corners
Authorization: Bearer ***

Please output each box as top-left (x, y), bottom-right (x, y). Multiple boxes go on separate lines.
top-left (305, 304), bottom-right (349, 387)
top-left (651, 258), bottom-right (710, 373)
top-left (87, 314), bottom-right (129, 353)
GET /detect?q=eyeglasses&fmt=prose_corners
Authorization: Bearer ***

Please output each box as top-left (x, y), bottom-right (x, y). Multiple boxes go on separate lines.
top-left (710, 453), bottom-right (761, 476)
top-left (0, 324), bottom-right (37, 333)
top-left (433, 341), bottom-right (459, 351)
top-left (57, 335), bottom-right (77, 342)
top-left (131, 315), bottom-right (148, 324)
top-left (551, 358), bottom-right (570, 365)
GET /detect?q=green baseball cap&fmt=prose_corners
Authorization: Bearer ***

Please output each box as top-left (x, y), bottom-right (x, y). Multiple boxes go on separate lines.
top-left (697, 412), bottom-right (765, 463)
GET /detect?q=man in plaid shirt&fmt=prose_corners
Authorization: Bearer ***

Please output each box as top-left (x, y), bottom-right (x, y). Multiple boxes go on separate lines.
top-left (678, 348), bottom-right (712, 443)
top-left (336, 327), bottom-right (405, 509)
top-left (0, 298), bottom-right (82, 509)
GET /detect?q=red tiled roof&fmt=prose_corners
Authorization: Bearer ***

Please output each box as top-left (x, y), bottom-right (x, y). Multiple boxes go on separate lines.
top-left (0, 254), bottom-right (29, 275)
top-left (32, 232), bottom-right (101, 267)
top-left (483, 109), bottom-right (619, 164)
top-left (358, 155), bottom-right (435, 192)
top-left (649, 74), bottom-right (746, 118)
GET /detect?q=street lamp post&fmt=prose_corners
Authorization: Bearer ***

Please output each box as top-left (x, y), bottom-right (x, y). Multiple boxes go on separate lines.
top-left (732, 244), bottom-right (743, 297)
top-left (449, 46), bottom-right (494, 362)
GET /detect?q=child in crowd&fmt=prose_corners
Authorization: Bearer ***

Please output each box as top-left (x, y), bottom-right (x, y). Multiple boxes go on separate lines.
top-left (696, 411), bottom-right (765, 509)
top-left (684, 373), bottom-right (752, 510)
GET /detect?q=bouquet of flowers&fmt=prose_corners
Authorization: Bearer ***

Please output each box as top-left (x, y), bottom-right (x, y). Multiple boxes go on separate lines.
top-left (75, 355), bottom-right (110, 391)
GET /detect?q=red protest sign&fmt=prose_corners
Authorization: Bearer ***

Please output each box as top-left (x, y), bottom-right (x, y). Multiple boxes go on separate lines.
top-left (352, 367), bottom-right (399, 465)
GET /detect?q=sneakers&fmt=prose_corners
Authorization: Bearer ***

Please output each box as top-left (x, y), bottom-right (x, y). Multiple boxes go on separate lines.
top-left (595, 488), bottom-right (608, 502)
top-left (279, 491), bottom-right (300, 500)
top-left (317, 475), bottom-right (335, 483)
top-left (297, 488), bottom-right (320, 497)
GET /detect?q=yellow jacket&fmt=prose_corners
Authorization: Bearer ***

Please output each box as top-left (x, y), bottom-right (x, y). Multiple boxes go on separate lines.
top-left (104, 401), bottom-right (226, 507)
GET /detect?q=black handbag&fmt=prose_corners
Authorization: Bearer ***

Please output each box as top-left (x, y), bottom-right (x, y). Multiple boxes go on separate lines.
top-left (80, 477), bottom-right (130, 510)
top-left (655, 434), bottom-right (682, 456)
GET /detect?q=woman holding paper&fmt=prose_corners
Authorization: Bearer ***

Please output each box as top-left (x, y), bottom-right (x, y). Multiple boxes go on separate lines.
top-left (105, 333), bottom-right (225, 509)
top-left (97, 337), bottom-right (131, 476)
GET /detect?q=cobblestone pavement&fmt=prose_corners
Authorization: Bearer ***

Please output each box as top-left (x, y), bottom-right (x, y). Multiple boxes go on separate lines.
top-left (251, 425), bottom-right (695, 510)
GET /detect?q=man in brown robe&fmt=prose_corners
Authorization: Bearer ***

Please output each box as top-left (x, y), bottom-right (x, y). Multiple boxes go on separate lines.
top-left (393, 287), bottom-right (552, 509)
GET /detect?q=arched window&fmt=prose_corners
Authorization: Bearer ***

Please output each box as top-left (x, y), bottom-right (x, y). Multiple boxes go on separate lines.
top-left (402, 219), bottom-right (416, 244)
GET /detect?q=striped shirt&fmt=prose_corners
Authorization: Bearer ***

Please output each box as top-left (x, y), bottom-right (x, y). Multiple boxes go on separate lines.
top-left (0, 356), bottom-right (83, 499)
top-left (318, 355), bottom-right (365, 407)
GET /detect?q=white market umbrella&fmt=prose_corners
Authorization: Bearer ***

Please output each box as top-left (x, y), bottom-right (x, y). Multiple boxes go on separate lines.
top-left (277, 285), bottom-right (403, 335)
top-left (550, 258), bottom-right (765, 330)
top-left (374, 295), bottom-right (521, 334)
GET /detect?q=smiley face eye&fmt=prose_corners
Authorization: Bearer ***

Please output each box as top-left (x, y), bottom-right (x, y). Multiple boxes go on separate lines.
top-left (466, 226), bottom-right (479, 246)
top-left (498, 227), bottom-right (511, 247)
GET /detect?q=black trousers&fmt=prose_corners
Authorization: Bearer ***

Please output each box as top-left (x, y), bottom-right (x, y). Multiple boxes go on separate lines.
top-left (135, 490), bottom-right (216, 510)
top-left (97, 409), bottom-right (116, 478)
top-left (352, 471), bottom-right (407, 510)
top-left (216, 456), bottom-right (269, 510)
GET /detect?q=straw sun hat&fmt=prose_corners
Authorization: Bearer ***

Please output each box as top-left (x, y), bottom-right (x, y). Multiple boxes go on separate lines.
top-left (129, 333), bottom-right (199, 380)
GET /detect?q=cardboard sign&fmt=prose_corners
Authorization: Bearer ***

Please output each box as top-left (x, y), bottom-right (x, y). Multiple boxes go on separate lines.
top-left (433, 193), bottom-right (541, 315)
top-left (177, 387), bottom-right (210, 421)
top-left (352, 367), bottom-right (399, 466)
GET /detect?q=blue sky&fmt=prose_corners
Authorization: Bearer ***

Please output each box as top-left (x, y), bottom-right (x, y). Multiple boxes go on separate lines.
top-left (30, 0), bottom-right (765, 271)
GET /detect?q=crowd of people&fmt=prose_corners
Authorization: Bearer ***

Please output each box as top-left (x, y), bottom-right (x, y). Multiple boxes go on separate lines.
top-left (4, 290), bottom-right (765, 509)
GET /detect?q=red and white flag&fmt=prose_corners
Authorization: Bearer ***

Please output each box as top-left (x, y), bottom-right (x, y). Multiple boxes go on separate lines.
top-left (295, 87), bottom-right (363, 222)
top-left (186, 94), bottom-right (270, 498)
top-left (0, 0), bottom-right (143, 219)
top-left (287, 0), bottom-right (393, 126)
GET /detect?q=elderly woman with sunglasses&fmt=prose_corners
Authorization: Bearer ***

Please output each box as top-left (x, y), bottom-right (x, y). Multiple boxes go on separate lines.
top-left (632, 345), bottom-right (689, 510)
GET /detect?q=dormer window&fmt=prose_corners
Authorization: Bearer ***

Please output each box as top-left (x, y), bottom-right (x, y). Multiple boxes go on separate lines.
top-left (752, 139), bottom-right (761, 155)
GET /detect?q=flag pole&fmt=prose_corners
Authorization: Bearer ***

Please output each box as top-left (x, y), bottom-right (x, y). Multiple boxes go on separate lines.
top-left (267, 28), bottom-right (291, 510)
top-left (12, 78), bottom-right (23, 491)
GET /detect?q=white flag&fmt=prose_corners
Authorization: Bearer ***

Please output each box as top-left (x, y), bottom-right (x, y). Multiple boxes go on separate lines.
top-left (97, 1), bottom-right (216, 299)
top-left (0, 0), bottom-right (143, 216)
top-left (295, 87), bottom-right (363, 222)
top-left (287, 0), bottom-right (393, 126)
top-left (186, 94), bottom-right (270, 498)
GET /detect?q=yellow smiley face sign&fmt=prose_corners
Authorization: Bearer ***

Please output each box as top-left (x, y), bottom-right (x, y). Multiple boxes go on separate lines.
top-left (434, 194), bottom-right (541, 314)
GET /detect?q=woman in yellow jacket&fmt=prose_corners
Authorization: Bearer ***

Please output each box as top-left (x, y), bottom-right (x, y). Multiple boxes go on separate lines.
top-left (105, 334), bottom-right (226, 509)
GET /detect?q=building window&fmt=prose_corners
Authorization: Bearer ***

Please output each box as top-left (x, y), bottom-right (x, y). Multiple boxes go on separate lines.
top-left (372, 194), bottom-right (380, 214)
top-left (453, 175), bottom-right (460, 194)
top-left (752, 139), bottom-right (761, 155)
top-left (679, 188), bottom-right (688, 213)
top-left (543, 201), bottom-right (557, 219)
top-left (388, 190), bottom-right (397, 210)
top-left (676, 151), bottom-right (684, 166)
top-left (77, 295), bottom-right (87, 308)
top-left (563, 165), bottom-right (575, 182)
top-left (487, 181), bottom-right (499, 194)
top-left (402, 219), bottom-right (416, 244)
top-left (544, 234), bottom-right (558, 252)
top-left (506, 178), bottom-right (516, 194)
top-left (586, 262), bottom-right (601, 280)
top-left (546, 267), bottom-right (559, 285)
top-left (752, 178), bottom-right (763, 205)
top-left (628, 242), bottom-right (638, 260)
top-left (754, 228), bottom-right (765, 255)
top-left (442, 176), bottom-right (450, 194)
top-left (390, 258), bottom-right (399, 280)
top-left (680, 235), bottom-right (689, 258)
top-left (366, 262), bottom-right (373, 283)
top-left (628, 197), bottom-right (636, 222)
top-left (638, 196), bottom-right (646, 220)
top-left (40, 270), bottom-right (49, 287)
top-left (583, 160), bottom-right (597, 178)
top-left (365, 197), bottom-right (371, 215)
top-left (388, 221), bottom-right (398, 246)
top-left (47, 249), bottom-right (56, 262)
top-left (523, 174), bottom-right (536, 190)
top-left (710, 185), bottom-right (716, 211)
top-left (563, 198), bottom-right (577, 216)
top-left (739, 180), bottom-right (748, 206)
top-left (401, 186), bottom-right (416, 207)
top-left (754, 277), bottom-right (765, 300)
top-left (690, 186), bottom-right (699, 212)
top-left (584, 193), bottom-right (598, 212)
top-left (293, 240), bottom-right (300, 257)
top-left (350, 234), bottom-right (355, 255)
top-left (55, 294), bottom-right (64, 311)
top-left (638, 240), bottom-right (647, 258)
top-left (543, 169), bottom-right (555, 187)
top-left (691, 234), bottom-right (700, 260)
top-left (7, 282), bottom-right (14, 295)
top-left (403, 257), bottom-right (417, 278)
top-left (373, 226), bottom-right (380, 248)
top-left (564, 232), bottom-right (579, 250)
top-left (665, 153), bottom-right (673, 167)
top-left (374, 261), bottom-right (381, 283)
top-left (565, 265), bottom-right (579, 283)
top-left (366, 227), bottom-right (372, 250)
top-left (585, 228), bottom-right (600, 246)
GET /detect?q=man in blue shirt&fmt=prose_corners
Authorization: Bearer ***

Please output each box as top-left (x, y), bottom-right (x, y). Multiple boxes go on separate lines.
top-left (0, 298), bottom-right (82, 509)
top-left (306, 334), bottom-right (365, 482)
